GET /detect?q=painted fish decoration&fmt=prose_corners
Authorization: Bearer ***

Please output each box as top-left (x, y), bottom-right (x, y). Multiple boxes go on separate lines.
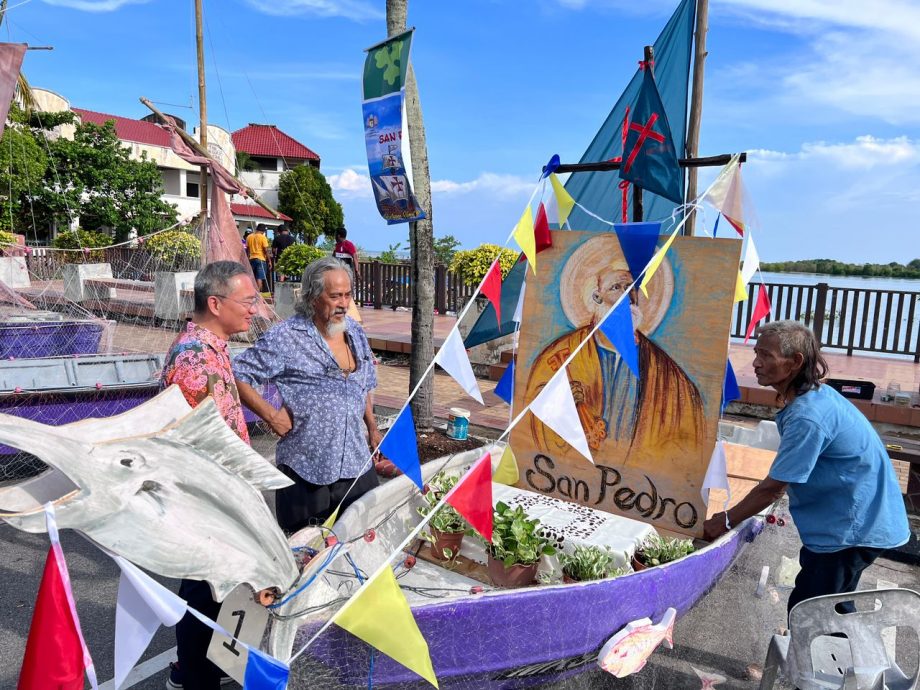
top-left (0, 386), bottom-right (298, 601)
top-left (597, 607), bottom-right (676, 677)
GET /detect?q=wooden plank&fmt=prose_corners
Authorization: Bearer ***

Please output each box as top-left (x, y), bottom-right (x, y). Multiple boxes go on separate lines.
top-left (724, 442), bottom-right (775, 482)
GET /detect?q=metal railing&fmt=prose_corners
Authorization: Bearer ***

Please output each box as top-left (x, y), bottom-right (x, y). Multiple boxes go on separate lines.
top-left (732, 282), bottom-right (920, 362)
top-left (353, 260), bottom-right (476, 314)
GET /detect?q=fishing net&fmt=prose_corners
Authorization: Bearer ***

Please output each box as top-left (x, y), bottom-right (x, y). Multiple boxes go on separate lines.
top-left (0, 221), bottom-right (280, 482)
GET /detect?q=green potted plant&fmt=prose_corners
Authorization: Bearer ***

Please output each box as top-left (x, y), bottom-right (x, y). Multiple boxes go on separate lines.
top-left (276, 244), bottom-right (327, 280)
top-left (486, 501), bottom-right (556, 587)
top-left (142, 228), bottom-right (202, 271)
top-left (418, 472), bottom-right (468, 561)
top-left (632, 534), bottom-right (695, 570)
top-left (560, 545), bottom-right (631, 583)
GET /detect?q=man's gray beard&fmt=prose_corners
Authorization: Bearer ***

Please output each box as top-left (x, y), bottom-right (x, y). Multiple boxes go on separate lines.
top-left (323, 317), bottom-right (348, 336)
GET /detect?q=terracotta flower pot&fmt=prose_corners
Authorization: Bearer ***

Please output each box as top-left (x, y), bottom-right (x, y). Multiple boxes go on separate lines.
top-left (430, 528), bottom-right (464, 561)
top-left (632, 555), bottom-right (648, 571)
top-left (562, 572), bottom-right (580, 584)
top-left (487, 554), bottom-right (539, 588)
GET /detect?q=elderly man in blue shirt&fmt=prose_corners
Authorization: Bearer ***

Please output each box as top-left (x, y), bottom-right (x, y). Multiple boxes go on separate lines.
top-left (704, 320), bottom-right (909, 615)
top-left (234, 256), bottom-right (383, 533)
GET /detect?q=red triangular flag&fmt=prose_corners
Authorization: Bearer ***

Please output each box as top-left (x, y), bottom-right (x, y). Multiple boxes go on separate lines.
top-left (18, 547), bottom-right (86, 690)
top-left (481, 259), bottom-right (502, 332)
top-left (744, 286), bottom-right (772, 343)
top-left (534, 202), bottom-right (552, 253)
top-left (445, 452), bottom-right (493, 542)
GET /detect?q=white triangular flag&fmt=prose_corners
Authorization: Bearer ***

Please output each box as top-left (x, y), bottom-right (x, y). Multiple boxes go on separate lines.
top-left (544, 184), bottom-right (560, 227)
top-left (530, 370), bottom-right (593, 463)
top-left (435, 329), bottom-right (484, 405)
top-left (513, 278), bottom-right (527, 324)
top-left (701, 440), bottom-right (731, 508)
top-left (113, 556), bottom-right (187, 689)
top-left (740, 234), bottom-right (760, 286)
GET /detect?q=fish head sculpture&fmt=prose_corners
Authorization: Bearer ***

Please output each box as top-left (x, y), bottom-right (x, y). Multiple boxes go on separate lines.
top-left (0, 390), bottom-right (300, 601)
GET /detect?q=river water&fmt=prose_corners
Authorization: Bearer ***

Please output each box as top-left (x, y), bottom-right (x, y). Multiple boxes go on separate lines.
top-left (761, 271), bottom-right (920, 293)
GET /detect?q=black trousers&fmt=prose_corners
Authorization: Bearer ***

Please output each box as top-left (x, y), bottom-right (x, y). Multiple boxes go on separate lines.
top-left (275, 465), bottom-right (379, 533)
top-left (787, 545), bottom-right (884, 616)
top-left (175, 578), bottom-right (223, 690)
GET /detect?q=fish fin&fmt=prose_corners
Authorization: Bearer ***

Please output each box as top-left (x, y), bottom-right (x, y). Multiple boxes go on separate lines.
top-left (157, 398), bottom-right (293, 491)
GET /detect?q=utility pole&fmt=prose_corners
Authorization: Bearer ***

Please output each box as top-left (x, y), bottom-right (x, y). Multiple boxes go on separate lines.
top-left (386, 0), bottom-right (435, 431)
top-left (684, 0), bottom-right (709, 236)
top-left (194, 0), bottom-right (208, 220)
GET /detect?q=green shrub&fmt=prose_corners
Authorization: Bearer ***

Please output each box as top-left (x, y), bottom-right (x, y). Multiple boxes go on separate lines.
top-left (143, 229), bottom-right (202, 271)
top-left (52, 229), bottom-right (112, 263)
top-left (0, 230), bottom-right (15, 248)
top-left (449, 243), bottom-right (517, 287)
top-left (276, 244), bottom-right (327, 279)
top-left (635, 534), bottom-right (695, 567)
top-left (560, 545), bottom-right (630, 582)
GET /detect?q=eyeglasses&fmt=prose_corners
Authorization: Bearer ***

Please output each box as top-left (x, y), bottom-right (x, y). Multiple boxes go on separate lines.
top-left (213, 294), bottom-right (260, 309)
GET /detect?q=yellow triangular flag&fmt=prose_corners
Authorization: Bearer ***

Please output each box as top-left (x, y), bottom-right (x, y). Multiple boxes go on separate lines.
top-left (334, 567), bottom-right (438, 688)
top-left (321, 506), bottom-right (340, 530)
top-left (734, 270), bottom-right (748, 302)
top-left (512, 205), bottom-right (536, 274)
top-left (639, 226), bottom-right (679, 297)
top-left (493, 445), bottom-right (519, 486)
top-left (549, 173), bottom-right (576, 227)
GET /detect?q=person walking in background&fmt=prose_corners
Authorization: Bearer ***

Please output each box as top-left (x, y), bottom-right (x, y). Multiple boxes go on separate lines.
top-left (271, 224), bottom-right (296, 283)
top-left (703, 320), bottom-right (909, 616)
top-left (161, 261), bottom-right (259, 689)
top-left (333, 227), bottom-right (360, 283)
top-left (246, 224), bottom-right (271, 293)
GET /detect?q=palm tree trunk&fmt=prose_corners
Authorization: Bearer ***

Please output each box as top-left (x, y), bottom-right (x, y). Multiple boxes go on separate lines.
top-left (386, 0), bottom-right (435, 430)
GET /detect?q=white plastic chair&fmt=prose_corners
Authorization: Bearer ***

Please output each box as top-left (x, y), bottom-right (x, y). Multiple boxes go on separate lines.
top-left (759, 588), bottom-right (920, 690)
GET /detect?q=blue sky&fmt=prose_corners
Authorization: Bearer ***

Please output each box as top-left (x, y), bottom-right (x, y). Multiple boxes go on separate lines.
top-left (9, 0), bottom-right (920, 263)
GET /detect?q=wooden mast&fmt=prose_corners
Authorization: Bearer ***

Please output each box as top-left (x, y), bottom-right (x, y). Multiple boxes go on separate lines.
top-left (194, 0), bottom-right (208, 220)
top-left (684, 0), bottom-right (710, 236)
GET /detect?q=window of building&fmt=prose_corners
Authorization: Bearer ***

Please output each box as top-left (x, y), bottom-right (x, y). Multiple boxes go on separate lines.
top-left (186, 181), bottom-right (199, 198)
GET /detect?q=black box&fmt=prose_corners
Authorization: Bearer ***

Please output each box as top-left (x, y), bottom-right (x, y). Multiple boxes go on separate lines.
top-left (827, 378), bottom-right (876, 400)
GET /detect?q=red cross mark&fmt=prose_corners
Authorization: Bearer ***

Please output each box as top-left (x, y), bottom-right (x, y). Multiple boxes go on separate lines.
top-left (389, 176), bottom-right (405, 194)
top-left (622, 113), bottom-right (666, 173)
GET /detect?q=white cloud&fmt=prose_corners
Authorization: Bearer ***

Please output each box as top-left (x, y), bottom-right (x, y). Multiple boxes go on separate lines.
top-left (242, 0), bottom-right (382, 22)
top-left (329, 169), bottom-right (537, 202)
top-left (713, 0), bottom-right (920, 124)
top-left (749, 135), bottom-right (920, 170)
top-left (42, 0), bottom-right (149, 10)
top-left (328, 168), bottom-right (372, 198)
top-left (430, 172), bottom-right (535, 199)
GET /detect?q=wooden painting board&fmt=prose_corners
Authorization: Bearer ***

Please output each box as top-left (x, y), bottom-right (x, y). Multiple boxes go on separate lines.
top-left (510, 231), bottom-right (742, 538)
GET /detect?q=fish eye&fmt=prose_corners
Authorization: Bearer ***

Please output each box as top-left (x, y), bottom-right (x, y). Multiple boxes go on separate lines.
top-left (120, 458), bottom-right (133, 467)
top-left (116, 451), bottom-right (146, 470)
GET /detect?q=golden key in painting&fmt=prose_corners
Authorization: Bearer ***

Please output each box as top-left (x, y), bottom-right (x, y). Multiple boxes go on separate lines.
top-left (510, 231), bottom-right (741, 536)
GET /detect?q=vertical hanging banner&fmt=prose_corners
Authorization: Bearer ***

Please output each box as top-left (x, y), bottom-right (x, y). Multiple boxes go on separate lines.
top-left (362, 29), bottom-right (425, 224)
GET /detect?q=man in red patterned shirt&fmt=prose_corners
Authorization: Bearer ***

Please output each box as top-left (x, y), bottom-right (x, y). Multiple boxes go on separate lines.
top-left (161, 260), bottom-right (258, 689)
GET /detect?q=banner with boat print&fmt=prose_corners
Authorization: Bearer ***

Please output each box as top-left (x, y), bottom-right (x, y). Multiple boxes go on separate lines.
top-left (362, 29), bottom-right (425, 224)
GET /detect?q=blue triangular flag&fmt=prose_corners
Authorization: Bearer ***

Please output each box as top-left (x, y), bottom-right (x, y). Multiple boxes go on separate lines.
top-left (493, 360), bottom-right (515, 404)
top-left (618, 67), bottom-right (683, 204)
top-left (380, 406), bottom-right (423, 490)
top-left (597, 300), bottom-right (640, 379)
top-left (614, 222), bottom-right (661, 281)
top-left (721, 359), bottom-right (741, 415)
top-left (243, 649), bottom-right (289, 690)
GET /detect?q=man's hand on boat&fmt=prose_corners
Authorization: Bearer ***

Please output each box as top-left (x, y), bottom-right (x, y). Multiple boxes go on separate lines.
top-left (702, 477), bottom-right (788, 541)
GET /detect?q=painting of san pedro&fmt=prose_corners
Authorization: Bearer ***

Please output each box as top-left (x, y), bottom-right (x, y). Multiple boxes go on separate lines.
top-left (509, 231), bottom-right (741, 537)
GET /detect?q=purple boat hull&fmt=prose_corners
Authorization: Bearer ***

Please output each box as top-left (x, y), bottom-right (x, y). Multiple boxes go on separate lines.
top-left (298, 518), bottom-right (762, 688)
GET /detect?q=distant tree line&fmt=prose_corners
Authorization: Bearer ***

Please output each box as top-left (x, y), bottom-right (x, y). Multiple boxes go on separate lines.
top-left (761, 258), bottom-right (920, 279)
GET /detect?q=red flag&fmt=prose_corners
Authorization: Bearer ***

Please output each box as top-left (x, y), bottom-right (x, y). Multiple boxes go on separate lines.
top-left (481, 259), bottom-right (502, 331)
top-left (445, 452), bottom-right (493, 542)
top-left (18, 547), bottom-right (86, 690)
top-left (534, 203), bottom-right (552, 253)
top-left (744, 286), bottom-right (772, 343)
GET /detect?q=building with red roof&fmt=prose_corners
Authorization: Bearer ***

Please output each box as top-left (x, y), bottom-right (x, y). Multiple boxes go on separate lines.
top-left (232, 123), bottom-right (320, 209)
top-left (32, 89), bottom-right (320, 239)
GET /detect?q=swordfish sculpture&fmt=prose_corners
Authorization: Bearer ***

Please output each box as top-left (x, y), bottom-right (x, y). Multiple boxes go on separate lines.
top-left (0, 386), bottom-right (299, 601)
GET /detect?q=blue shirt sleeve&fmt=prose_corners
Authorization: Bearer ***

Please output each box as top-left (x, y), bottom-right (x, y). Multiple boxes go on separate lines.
top-left (233, 331), bottom-right (285, 386)
top-left (769, 416), bottom-right (826, 484)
